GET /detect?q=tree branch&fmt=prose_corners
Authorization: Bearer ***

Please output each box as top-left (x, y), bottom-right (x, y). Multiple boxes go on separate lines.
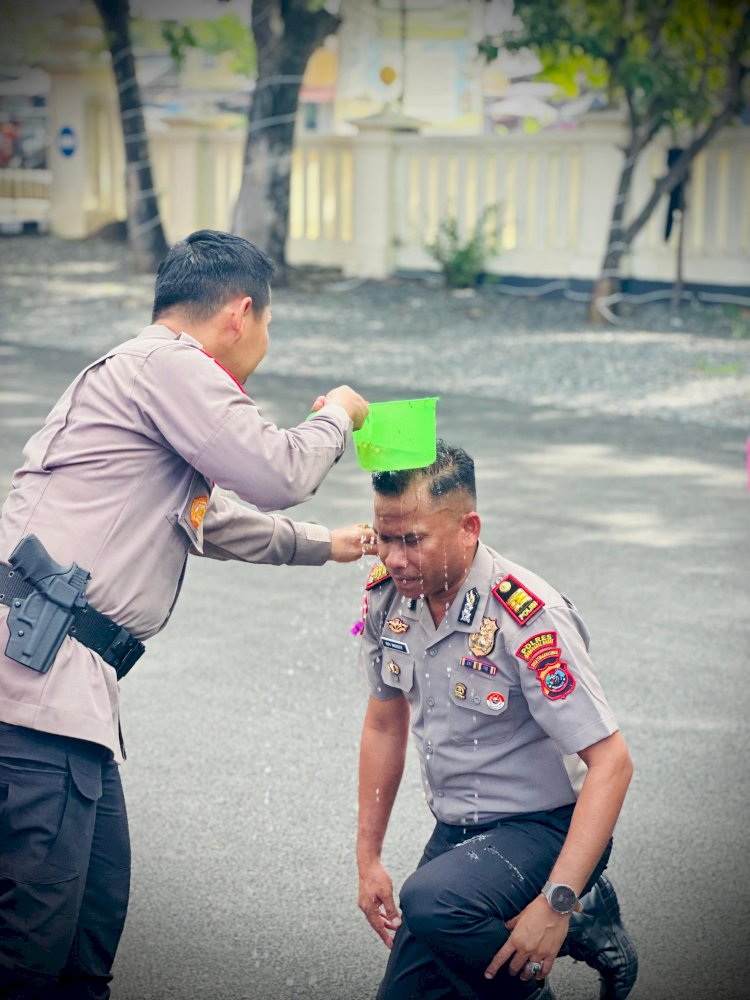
top-left (623, 101), bottom-right (736, 246)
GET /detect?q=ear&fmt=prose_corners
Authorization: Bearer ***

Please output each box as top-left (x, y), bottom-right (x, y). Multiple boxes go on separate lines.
top-left (461, 511), bottom-right (481, 545)
top-left (227, 296), bottom-right (253, 337)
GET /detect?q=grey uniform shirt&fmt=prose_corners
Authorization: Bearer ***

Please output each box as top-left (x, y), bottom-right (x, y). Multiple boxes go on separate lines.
top-left (360, 542), bottom-right (618, 826)
top-left (0, 324), bottom-right (351, 760)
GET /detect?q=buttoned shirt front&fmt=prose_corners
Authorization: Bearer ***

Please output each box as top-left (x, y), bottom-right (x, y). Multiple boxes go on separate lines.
top-left (360, 543), bottom-right (618, 825)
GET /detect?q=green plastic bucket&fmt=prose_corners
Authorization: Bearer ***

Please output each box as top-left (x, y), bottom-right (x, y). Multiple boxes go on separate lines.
top-left (353, 397), bottom-right (438, 472)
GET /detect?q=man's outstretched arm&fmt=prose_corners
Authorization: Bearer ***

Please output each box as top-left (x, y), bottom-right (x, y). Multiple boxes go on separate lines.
top-left (197, 491), bottom-right (376, 565)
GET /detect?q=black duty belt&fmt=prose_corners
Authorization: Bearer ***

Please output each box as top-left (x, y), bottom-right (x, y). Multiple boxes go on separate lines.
top-left (0, 563), bottom-right (144, 680)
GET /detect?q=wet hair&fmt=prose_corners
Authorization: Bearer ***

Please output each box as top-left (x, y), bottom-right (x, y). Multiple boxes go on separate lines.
top-left (152, 229), bottom-right (275, 322)
top-left (372, 440), bottom-right (476, 505)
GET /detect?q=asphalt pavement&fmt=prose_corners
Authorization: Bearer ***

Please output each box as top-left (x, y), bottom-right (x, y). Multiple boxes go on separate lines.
top-left (0, 339), bottom-right (748, 1000)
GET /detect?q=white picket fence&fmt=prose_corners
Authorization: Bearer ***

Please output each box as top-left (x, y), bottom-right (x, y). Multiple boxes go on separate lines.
top-left (0, 168), bottom-right (52, 230)
top-left (150, 115), bottom-right (750, 287)
top-left (3, 114), bottom-right (749, 288)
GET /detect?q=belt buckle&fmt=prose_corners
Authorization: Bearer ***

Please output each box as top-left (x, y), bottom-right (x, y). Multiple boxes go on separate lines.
top-left (101, 626), bottom-right (144, 680)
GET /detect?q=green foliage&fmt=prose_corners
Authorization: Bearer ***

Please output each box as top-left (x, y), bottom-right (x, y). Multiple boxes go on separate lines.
top-left (160, 21), bottom-right (198, 69)
top-left (480, 0), bottom-right (750, 131)
top-left (693, 360), bottom-right (743, 375)
top-left (426, 207), bottom-right (500, 289)
top-left (719, 305), bottom-right (750, 340)
top-left (132, 13), bottom-right (257, 78)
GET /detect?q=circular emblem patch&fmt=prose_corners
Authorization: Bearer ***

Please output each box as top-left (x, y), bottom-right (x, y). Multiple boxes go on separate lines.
top-left (387, 660), bottom-right (401, 676)
top-left (486, 691), bottom-right (505, 711)
top-left (539, 662), bottom-right (576, 700)
top-left (498, 581), bottom-right (511, 593)
top-left (453, 682), bottom-right (467, 700)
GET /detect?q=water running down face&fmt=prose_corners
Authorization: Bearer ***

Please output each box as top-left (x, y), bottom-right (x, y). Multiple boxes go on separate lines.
top-left (373, 482), bottom-right (481, 619)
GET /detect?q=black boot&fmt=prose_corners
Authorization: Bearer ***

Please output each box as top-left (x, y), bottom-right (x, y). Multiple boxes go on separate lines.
top-left (528, 980), bottom-right (556, 1000)
top-left (565, 874), bottom-right (638, 1000)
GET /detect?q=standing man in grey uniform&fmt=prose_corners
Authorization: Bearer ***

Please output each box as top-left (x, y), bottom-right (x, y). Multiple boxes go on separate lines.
top-left (0, 230), bottom-right (372, 998)
top-left (357, 442), bottom-right (637, 1000)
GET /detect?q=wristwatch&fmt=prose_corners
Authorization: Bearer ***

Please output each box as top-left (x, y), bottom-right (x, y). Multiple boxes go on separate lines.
top-left (541, 880), bottom-right (580, 915)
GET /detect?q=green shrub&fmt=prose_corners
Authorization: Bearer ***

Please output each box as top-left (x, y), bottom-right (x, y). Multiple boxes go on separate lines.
top-left (426, 206), bottom-right (500, 289)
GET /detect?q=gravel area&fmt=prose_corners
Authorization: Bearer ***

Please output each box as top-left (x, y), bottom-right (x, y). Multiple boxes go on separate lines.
top-left (1, 232), bottom-right (749, 430)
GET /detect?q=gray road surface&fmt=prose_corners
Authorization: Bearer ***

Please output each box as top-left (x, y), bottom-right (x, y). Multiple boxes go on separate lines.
top-left (0, 339), bottom-right (748, 1000)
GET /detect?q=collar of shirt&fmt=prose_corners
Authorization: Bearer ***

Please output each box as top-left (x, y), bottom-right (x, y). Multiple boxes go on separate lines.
top-left (390, 542), bottom-right (497, 643)
top-left (137, 324), bottom-right (203, 350)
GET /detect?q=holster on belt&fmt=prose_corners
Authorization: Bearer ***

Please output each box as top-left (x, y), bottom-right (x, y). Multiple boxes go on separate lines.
top-left (1, 534), bottom-right (144, 679)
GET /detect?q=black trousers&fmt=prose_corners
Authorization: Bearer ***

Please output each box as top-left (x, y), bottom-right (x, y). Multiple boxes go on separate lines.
top-left (377, 804), bottom-right (611, 1000)
top-left (0, 723), bottom-right (130, 999)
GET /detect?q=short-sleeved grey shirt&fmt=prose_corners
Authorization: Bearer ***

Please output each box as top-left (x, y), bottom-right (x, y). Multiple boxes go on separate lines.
top-left (359, 542), bottom-right (618, 825)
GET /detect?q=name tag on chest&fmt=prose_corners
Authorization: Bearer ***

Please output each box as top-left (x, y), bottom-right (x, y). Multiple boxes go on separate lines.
top-left (381, 637), bottom-right (409, 653)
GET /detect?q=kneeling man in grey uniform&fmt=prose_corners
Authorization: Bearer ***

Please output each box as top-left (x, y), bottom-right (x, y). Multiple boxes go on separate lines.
top-left (356, 441), bottom-right (638, 1000)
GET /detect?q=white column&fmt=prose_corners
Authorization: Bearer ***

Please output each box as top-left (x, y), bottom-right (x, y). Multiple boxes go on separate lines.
top-left (42, 12), bottom-right (121, 238)
top-left (345, 128), bottom-right (396, 278)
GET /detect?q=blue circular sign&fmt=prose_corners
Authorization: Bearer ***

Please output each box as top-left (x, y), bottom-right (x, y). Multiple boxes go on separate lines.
top-left (57, 125), bottom-right (76, 158)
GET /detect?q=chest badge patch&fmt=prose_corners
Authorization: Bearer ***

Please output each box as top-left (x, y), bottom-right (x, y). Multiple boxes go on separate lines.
top-left (386, 659), bottom-right (401, 677)
top-left (460, 655), bottom-right (498, 677)
top-left (387, 617), bottom-right (409, 634)
top-left (469, 617), bottom-right (498, 658)
top-left (492, 574), bottom-right (544, 626)
top-left (190, 495), bottom-right (208, 530)
top-left (515, 631), bottom-right (576, 701)
top-left (453, 681), bottom-right (467, 700)
top-left (486, 691), bottom-right (506, 712)
top-left (459, 587), bottom-right (480, 626)
top-left (382, 637), bottom-right (409, 653)
top-left (366, 562), bottom-right (391, 590)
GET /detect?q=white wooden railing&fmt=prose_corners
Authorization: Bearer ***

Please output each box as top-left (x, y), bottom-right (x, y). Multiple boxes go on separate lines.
top-left (3, 114), bottom-right (748, 288)
top-left (149, 116), bottom-right (750, 287)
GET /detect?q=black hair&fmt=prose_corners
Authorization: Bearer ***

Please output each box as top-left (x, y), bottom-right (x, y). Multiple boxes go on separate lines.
top-left (152, 229), bottom-right (275, 322)
top-left (372, 440), bottom-right (476, 504)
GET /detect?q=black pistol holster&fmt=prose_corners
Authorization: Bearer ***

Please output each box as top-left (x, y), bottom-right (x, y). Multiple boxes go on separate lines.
top-left (5, 535), bottom-right (89, 673)
top-left (1, 534), bottom-right (144, 679)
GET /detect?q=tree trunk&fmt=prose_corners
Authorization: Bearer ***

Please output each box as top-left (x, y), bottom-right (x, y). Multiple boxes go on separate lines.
top-left (93, 0), bottom-right (168, 273)
top-left (232, 0), bottom-right (340, 279)
top-left (590, 14), bottom-right (749, 324)
top-left (589, 140), bottom-right (640, 323)
top-left (670, 207), bottom-right (685, 316)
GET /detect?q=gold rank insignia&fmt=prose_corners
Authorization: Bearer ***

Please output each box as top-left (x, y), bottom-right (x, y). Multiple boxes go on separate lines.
top-left (492, 574), bottom-right (544, 626)
top-left (387, 660), bottom-right (401, 676)
top-left (365, 562), bottom-right (391, 590)
top-left (468, 617), bottom-right (498, 658)
top-left (453, 681), bottom-right (467, 700)
top-left (386, 617), bottom-right (409, 634)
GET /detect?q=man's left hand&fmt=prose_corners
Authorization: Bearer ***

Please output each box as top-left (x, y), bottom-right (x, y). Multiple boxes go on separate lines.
top-left (330, 523), bottom-right (377, 562)
top-left (484, 894), bottom-right (569, 983)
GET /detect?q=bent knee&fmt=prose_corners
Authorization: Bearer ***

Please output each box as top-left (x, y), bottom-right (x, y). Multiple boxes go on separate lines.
top-left (399, 868), bottom-right (476, 941)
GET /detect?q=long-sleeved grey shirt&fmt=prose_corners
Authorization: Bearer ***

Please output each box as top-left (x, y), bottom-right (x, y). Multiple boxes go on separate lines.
top-left (0, 325), bottom-right (351, 760)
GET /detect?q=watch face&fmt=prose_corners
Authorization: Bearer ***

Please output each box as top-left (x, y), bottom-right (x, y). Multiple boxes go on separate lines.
top-left (550, 884), bottom-right (578, 913)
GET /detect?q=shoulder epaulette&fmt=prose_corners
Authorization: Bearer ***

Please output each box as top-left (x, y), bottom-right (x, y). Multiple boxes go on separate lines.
top-left (365, 561), bottom-right (391, 590)
top-left (492, 573), bottom-right (544, 626)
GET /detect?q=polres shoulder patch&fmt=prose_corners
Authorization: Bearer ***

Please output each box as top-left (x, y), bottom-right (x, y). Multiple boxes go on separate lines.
top-left (365, 561), bottom-right (391, 590)
top-left (492, 574), bottom-right (544, 626)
